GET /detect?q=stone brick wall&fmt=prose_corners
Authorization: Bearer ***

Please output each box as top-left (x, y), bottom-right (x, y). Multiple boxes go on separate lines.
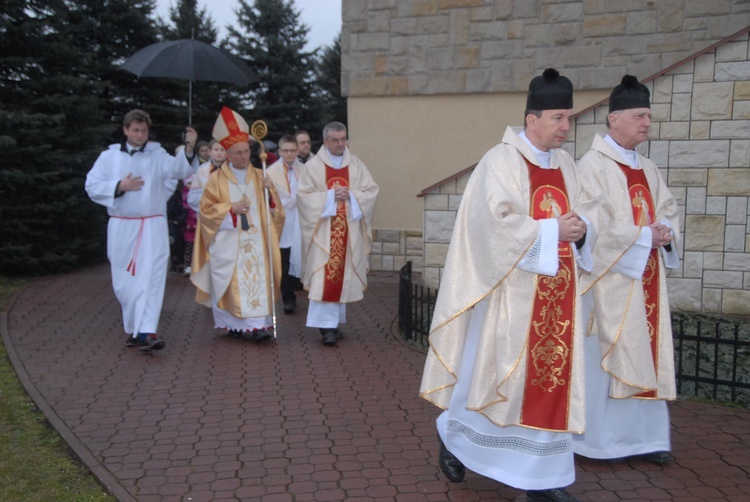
top-left (422, 172), bottom-right (471, 286)
top-left (370, 229), bottom-right (424, 272)
top-left (420, 33), bottom-right (750, 315)
top-left (342, 0), bottom-right (750, 97)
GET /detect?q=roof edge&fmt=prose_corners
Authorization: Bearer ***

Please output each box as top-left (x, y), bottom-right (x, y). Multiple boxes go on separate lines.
top-left (417, 163), bottom-right (477, 198)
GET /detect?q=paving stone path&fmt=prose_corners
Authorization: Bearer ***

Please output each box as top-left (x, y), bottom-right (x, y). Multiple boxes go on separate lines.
top-left (3, 264), bottom-right (749, 501)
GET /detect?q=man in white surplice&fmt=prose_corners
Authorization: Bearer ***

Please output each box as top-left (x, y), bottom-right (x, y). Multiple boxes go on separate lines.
top-left (85, 109), bottom-right (197, 353)
top-left (267, 134), bottom-right (305, 315)
top-left (419, 69), bottom-right (597, 502)
top-left (574, 75), bottom-right (679, 464)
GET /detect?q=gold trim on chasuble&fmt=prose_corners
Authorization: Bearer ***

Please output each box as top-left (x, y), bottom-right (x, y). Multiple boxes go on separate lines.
top-left (520, 159), bottom-right (575, 431)
top-left (617, 162), bottom-right (660, 399)
top-left (322, 165), bottom-right (349, 302)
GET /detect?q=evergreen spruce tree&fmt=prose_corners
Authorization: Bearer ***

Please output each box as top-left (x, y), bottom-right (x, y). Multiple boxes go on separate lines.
top-left (315, 35), bottom-right (346, 126)
top-left (0, 0), bottom-right (109, 275)
top-left (225, 0), bottom-right (323, 139)
top-left (160, 0), bottom-right (218, 42)
top-left (63, 0), bottom-right (162, 141)
top-left (0, 0), bottom-right (187, 275)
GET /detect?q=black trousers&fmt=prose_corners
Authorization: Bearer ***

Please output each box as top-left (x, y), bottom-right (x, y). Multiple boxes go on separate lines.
top-left (280, 247), bottom-right (297, 304)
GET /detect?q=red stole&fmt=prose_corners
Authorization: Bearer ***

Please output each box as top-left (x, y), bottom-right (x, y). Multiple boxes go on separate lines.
top-left (617, 162), bottom-right (660, 398)
top-left (520, 159), bottom-right (576, 431)
top-left (321, 165), bottom-right (349, 302)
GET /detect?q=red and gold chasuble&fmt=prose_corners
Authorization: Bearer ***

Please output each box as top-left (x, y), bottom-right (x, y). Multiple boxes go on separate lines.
top-left (322, 165), bottom-right (349, 302)
top-left (520, 160), bottom-right (576, 431)
top-left (618, 162), bottom-right (660, 399)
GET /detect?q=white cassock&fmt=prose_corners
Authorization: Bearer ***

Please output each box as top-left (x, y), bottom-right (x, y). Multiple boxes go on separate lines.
top-left (85, 141), bottom-right (194, 335)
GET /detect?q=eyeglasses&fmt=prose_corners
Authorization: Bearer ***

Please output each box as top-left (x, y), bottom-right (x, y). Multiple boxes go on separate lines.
top-left (279, 148), bottom-right (298, 153)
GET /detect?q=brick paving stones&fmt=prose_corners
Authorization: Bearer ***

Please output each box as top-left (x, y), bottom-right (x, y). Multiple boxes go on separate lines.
top-left (3, 264), bottom-right (750, 501)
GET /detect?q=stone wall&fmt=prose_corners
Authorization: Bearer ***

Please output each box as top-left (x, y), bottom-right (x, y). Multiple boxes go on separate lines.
top-left (342, 0), bottom-right (750, 97)
top-left (420, 32), bottom-right (750, 315)
top-left (370, 229), bottom-right (424, 272)
top-left (422, 172), bottom-right (471, 286)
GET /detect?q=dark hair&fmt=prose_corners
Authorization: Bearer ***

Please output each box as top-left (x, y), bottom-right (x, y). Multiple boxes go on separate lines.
top-left (523, 109), bottom-right (542, 128)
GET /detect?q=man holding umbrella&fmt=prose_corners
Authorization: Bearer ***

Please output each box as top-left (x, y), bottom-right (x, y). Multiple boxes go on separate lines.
top-left (85, 109), bottom-right (198, 352)
top-left (190, 107), bottom-right (284, 341)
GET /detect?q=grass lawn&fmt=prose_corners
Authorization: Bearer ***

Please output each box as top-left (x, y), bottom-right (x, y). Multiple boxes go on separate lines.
top-left (0, 277), bottom-right (115, 501)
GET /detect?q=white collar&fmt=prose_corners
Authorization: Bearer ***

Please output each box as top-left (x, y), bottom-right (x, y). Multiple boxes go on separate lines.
top-left (604, 134), bottom-right (639, 169)
top-left (325, 147), bottom-right (345, 169)
top-left (519, 130), bottom-right (552, 169)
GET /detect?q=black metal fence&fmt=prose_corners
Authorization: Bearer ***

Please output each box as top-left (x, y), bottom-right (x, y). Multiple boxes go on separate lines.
top-left (672, 312), bottom-right (750, 407)
top-left (398, 262), bottom-right (750, 408)
top-left (398, 261), bottom-right (437, 349)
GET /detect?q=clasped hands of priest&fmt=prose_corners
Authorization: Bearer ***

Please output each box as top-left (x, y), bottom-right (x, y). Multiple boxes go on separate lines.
top-left (333, 185), bottom-right (349, 202)
top-left (557, 212), bottom-right (587, 243)
top-left (648, 221), bottom-right (674, 248)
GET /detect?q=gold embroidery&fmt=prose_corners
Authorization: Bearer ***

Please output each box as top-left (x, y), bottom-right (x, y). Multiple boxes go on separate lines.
top-left (643, 254), bottom-right (657, 343)
top-left (326, 212), bottom-right (347, 282)
top-left (240, 231), bottom-right (263, 310)
top-left (530, 262), bottom-right (572, 392)
top-left (537, 265), bottom-right (571, 301)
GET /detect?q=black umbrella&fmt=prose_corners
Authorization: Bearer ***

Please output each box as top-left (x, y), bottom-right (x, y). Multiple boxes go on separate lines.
top-left (119, 39), bottom-right (257, 123)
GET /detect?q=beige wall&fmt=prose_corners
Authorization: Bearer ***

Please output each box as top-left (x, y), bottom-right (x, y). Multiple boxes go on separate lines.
top-left (349, 90), bottom-right (609, 231)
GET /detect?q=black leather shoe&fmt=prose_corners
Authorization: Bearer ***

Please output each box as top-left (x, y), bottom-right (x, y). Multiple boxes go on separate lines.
top-left (227, 330), bottom-right (243, 339)
top-left (283, 303), bottom-right (295, 314)
top-left (251, 329), bottom-right (273, 342)
top-left (640, 450), bottom-right (673, 463)
top-left (125, 335), bottom-right (140, 347)
top-left (438, 439), bottom-right (465, 482)
top-left (601, 450), bottom-right (672, 464)
top-left (334, 328), bottom-right (343, 340)
top-left (320, 328), bottom-right (338, 345)
top-left (526, 488), bottom-right (581, 502)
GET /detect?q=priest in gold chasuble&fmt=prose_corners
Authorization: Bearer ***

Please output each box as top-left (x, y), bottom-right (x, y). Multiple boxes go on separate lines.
top-left (419, 69), bottom-right (597, 500)
top-left (574, 76), bottom-right (679, 464)
top-left (191, 107), bottom-right (283, 341)
top-left (297, 122), bottom-right (378, 346)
